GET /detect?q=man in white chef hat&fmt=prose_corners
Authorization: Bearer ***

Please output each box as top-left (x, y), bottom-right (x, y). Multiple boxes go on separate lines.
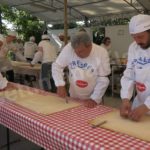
top-left (6, 31), bottom-right (26, 62)
top-left (120, 14), bottom-right (150, 121)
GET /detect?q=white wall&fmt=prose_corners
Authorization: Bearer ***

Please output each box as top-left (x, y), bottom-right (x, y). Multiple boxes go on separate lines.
top-left (105, 25), bottom-right (133, 59)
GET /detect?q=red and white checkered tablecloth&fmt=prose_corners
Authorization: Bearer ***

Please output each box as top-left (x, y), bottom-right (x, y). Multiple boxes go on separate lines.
top-left (0, 83), bottom-right (150, 150)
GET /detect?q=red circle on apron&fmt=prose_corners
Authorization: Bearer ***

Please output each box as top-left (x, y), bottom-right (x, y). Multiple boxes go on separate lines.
top-left (76, 80), bottom-right (88, 88)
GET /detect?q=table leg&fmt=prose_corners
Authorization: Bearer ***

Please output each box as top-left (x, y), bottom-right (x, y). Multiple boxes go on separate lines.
top-left (111, 66), bottom-right (114, 97)
top-left (6, 128), bottom-right (10, 150)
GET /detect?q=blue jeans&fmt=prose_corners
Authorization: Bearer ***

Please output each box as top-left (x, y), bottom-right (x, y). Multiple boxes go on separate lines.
top-left (40, 62), bottom-right (56, 92)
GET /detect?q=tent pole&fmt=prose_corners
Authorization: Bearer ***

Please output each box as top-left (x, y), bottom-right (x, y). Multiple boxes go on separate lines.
top-left (64, 0), bottom-right (68, 45)
top-left (0, 7), bottom-right (2, 34)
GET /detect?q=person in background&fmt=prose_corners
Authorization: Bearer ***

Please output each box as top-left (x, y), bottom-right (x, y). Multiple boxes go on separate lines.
top-left (58, 33), bottom-right (65, 51)
top-left (101, 37), bottom-right (111, 50)
top-left (78, 28), bottom-right (87, 32)
top-left (16, 38), bottom-right (24, 55)
top-left (58, 33), bottom-right (70, 52)
top-left (52, 31), bottom-right (111, 108)
top-left (101, 37), bottom-right (113, 60)
top-left (6, 32), bottom-right (26, 62)
top-left (0, 34), bottom-right (14, 82)
top-left (24, 36), bottom-right (38, 62)
top-left (31, 34), bottom-right (57, 92)
top-left (120, 14), bottom-right (150, 121)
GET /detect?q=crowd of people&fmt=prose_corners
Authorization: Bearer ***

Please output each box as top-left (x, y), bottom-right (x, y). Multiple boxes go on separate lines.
top-left (0, 14), bottom-right (150, 121)
top-left (0, 31), bottom-right (58, 92)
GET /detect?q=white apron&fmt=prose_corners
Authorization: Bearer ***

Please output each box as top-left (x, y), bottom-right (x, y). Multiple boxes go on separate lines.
top-left (69, 65), bottom-right (97, 100)
top-left (134, 65), bottom-right (150, 114)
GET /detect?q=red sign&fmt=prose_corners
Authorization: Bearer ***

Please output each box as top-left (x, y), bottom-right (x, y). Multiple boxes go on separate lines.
top-left (76, 80), bottom-right (88, 88)
top-left (136, 82), bottom-right (146, 92)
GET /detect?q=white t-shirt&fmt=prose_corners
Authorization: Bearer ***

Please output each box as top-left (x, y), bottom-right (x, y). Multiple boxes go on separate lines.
top-left (38, 40), bottom-right (57, 63)
top-left (7, 42), bottom-right (26, 62)
top-left (24, 41), bottom-right (37, 59)
top-left (121, 41), bottom-right (150, 110)
top-left (52, 43), bottom-right (111, 104)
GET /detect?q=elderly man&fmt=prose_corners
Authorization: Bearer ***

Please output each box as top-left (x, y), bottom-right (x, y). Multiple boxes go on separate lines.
top-left (120, 14), bottom-right (150, 121)
top-left (52, 31), bottom-right (111, 108)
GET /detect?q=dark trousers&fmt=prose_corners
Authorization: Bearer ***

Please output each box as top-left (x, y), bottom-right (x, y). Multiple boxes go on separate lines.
top-left (41, 62), bottom-right (56, 92)
top-left (6, 70), bottom-right (14, 82)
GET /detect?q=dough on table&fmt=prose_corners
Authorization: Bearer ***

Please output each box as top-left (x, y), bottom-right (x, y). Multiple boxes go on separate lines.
top-left (0, 89), bottom-right (80, 115)
top-left (90, 110), bottom-right (150, 142)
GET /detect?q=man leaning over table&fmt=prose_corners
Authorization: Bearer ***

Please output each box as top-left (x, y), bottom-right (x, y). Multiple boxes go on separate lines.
top-left (52, 31), bottom-right (111, 108)
top-left (120, 14), bottom-right (150, 121)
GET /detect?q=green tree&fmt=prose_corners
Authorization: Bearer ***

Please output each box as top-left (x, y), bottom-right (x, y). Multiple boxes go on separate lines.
top-left (0, 4), bottom-right (45, 43)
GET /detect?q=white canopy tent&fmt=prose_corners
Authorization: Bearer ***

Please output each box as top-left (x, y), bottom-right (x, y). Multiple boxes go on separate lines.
top-left (0, 0), bottom-right (149, 24)
top-left (0, 0), bottom-right (149, 44)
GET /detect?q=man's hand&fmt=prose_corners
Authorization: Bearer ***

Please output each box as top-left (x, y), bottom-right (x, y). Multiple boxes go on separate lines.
top-left (84, 99), bottom-right (97, 108)
top-left (128, 104), bottom-right (149, 121)
top-left (30, 63), bottom-right (34, 67)
top-left (57, 86), bottom-right (67, 98)
top-left (120, 99), bottom-right (131, 118)
top-left (6, 82), bottom-right (17, 91)
top-left (0, 87), bottom-right (6, 91)
top-left (0, 82), bottom-right (16, 91)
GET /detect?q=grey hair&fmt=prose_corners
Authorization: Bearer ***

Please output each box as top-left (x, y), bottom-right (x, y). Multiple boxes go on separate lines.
top-left (71, 31), bottom-right (92, 49)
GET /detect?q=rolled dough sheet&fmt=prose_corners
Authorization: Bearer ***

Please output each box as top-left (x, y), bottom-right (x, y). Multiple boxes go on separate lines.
top-left (0, 89), bottom-right (80, 115)
top-left (90, 110), bottom-right (150, 142)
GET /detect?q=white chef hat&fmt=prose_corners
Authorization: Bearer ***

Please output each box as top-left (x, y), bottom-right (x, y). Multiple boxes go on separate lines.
top-left (29, 36), bottom-right (35, 41)
top-left (42, 34), bottom-right (50, 40)
top-left (7, 31), bottom-right (17, 37)
top-left (129, 14), bottom-right (150, 34)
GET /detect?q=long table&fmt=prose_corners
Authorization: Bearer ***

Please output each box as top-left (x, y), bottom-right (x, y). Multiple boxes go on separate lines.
top-left (11, 61), bottom-right (41, 87)
top-left (0, 83), bottom-right (150, 150)
top-left (11, 61), bottom-right (41, 78)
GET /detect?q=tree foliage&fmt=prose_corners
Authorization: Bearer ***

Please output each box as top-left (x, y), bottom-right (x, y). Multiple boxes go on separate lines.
top-left (51, 22), bottom-right (77, 29)
top-left (0, 4), bottom-right (45, 42)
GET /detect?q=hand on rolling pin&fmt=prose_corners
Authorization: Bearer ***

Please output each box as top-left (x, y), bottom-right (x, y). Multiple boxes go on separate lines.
top-left (120, 99), bottom-right (131, 118)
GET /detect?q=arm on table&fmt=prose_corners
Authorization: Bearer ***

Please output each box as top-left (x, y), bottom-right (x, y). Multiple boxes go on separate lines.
top-left (52, 45), bottom-right (70, 98)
